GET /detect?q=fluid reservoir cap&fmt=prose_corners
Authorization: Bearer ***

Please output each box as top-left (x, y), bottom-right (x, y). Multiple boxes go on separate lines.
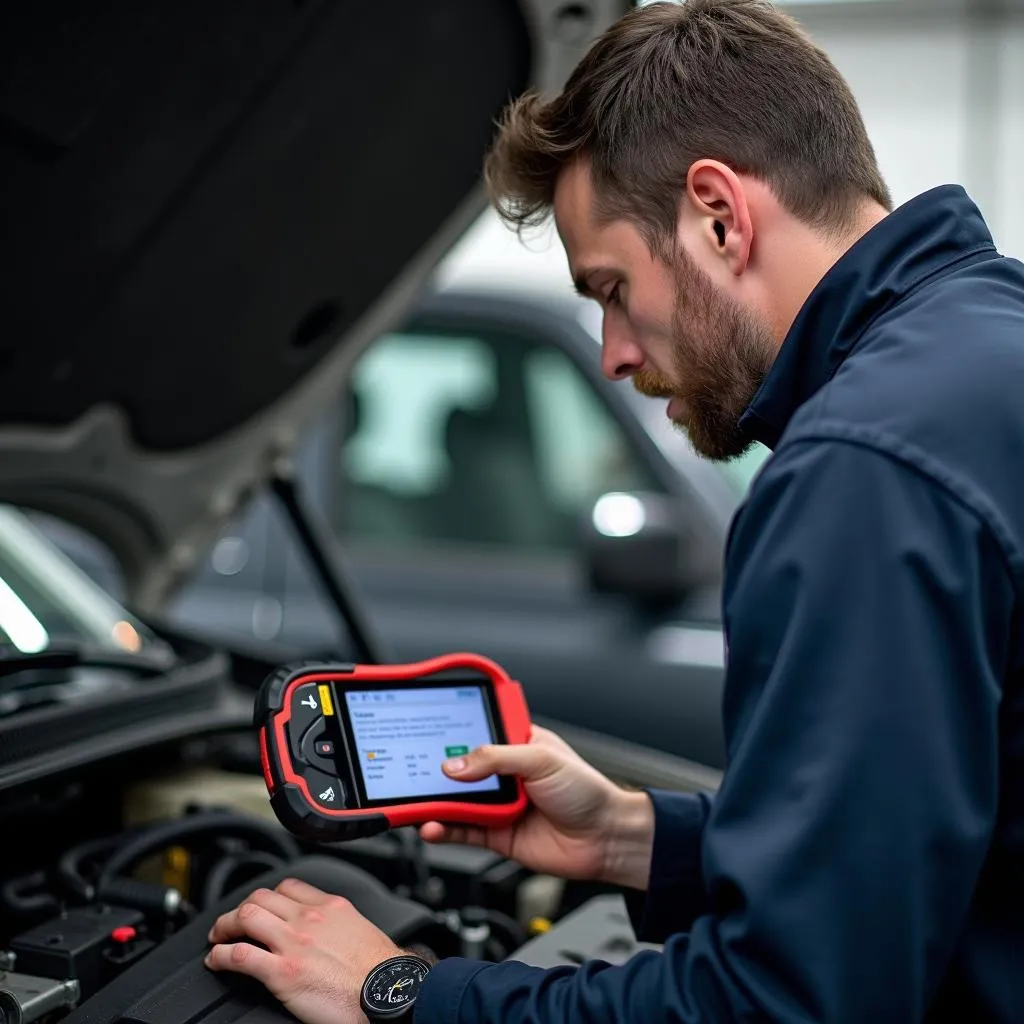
top-left (110, 926), bottom-right (137, 944)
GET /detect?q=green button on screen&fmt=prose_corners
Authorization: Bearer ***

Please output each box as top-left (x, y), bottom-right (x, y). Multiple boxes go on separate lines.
top-left (445, 745), bottom-right (469, 758)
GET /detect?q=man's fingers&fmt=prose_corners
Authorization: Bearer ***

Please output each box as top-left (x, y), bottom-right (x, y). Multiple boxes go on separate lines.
top-left (419, 822), bottom-right (490, 848)
top-left (419, 822), bottom-right (514, 859)
top-left (528, 724), bottom-right (562, 746)
top-left (443, 740), bottom-right (561, 783)
top-left (275, 877), bottom-right (330, 906)
top-left (236, 886), bottom-right (299, 922)
top-left (205, 941), bottom-right (277, 982)
top-left (529, 724), bottom-right (578, 755)
top-left (209, 900), bottom-right (292, 951)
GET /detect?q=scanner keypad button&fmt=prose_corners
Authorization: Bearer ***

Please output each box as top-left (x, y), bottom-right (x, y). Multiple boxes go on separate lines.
top-left (300, 721), bottom-right (340, 775)
top-left (302, 768), bottom-right (346, 809)
top-left (289, 683), bottom-right (322, 762)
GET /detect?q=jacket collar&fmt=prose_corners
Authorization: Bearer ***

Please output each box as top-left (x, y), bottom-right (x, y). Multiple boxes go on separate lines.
top-left (737, 184), bottom-right (999, 450)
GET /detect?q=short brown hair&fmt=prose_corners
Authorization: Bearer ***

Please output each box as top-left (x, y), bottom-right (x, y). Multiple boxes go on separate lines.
top-left (484, 0), bottom-right (891, 248)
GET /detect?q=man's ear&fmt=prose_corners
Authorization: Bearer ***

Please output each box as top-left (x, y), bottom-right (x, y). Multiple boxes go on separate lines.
top-left (682, 160), bottom-right (753, 275)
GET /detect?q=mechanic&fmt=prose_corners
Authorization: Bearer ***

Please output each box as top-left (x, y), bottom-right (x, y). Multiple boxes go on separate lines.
top-left (204, 0), bottom-right (1024, 1021)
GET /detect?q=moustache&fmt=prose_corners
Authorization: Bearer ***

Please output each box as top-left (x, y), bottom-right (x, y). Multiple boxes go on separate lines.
top-left (632, 368), bottom-right (676, 400)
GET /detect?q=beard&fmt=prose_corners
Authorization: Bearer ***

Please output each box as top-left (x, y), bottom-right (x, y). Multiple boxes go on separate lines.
top-left (633, 248), bottom-right (776, 462)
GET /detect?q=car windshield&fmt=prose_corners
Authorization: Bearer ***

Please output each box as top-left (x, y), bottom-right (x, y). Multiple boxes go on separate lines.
top-left (0, 504), bottom-right (162, 656)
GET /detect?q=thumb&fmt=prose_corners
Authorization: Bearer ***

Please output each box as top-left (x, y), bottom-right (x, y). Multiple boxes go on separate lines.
top-left (443, 741), bottom-right (560, 784)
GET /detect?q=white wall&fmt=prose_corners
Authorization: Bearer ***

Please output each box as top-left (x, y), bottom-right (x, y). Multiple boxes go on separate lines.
top-left (996, 19), bottom-right (1024, 259)
top-left (792, 7), bottom-right (1024, 259)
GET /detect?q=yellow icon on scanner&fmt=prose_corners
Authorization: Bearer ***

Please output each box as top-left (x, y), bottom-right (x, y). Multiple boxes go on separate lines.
top-left (318, 685), bottom-right (334, 716)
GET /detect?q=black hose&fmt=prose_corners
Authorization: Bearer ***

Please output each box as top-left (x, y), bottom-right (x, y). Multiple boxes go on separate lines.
top-left (395, 829), bottom-right (431, 895)
top-left (201, 852), bottom-right (284, 909)
top-left (1, 871), bottom-right (59, 916)
top-left (201, 856), bottom-right (245, 911)
top-left (96, 877), bottom-right (183, 918)
top-left (58, 831), bottom-right (139, 902)
top-left (97, 811), bottom-right (300, 889)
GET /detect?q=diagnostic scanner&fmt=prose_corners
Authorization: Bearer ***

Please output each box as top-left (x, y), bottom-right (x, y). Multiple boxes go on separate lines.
top-left (254, 653), bottom-right (531, 842)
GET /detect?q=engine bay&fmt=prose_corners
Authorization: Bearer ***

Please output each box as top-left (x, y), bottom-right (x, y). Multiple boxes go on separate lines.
top-left (0, 469), bottom-right (660, 1024)
top-left (0, 715), bottom-right (656, 1024)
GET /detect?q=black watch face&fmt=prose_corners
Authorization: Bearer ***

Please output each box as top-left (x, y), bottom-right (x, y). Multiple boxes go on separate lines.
top-left (362, 955), bottom-right (430, 1019)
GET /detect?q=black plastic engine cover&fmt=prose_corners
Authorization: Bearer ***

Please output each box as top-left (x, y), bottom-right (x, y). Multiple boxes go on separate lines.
top-left (62, 855), bottom-right (453, 1024)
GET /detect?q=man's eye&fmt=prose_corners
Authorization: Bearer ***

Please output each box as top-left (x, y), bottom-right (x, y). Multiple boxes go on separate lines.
top-left (607, 283), bottom-right (622, 306)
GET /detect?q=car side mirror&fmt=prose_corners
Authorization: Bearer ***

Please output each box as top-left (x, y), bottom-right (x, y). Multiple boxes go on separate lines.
top-left (581, 491), bottom-right (709, 603)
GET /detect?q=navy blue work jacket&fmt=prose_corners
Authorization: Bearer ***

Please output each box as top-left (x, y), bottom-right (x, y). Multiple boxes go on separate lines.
top-left (415, 185), bottom-right (1024, 1022)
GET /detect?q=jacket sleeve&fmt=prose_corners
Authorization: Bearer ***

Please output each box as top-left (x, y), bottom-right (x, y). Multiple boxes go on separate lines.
top-left (413, 437), bottom-right (1014, 1024)
top-left (621, 788), bottom-right (713, 942)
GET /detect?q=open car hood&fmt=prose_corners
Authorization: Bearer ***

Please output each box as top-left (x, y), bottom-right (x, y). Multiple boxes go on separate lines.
top-left (0, 0), bottom-right (624, 615)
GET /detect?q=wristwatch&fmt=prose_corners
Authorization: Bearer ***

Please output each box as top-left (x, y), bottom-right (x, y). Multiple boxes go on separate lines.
top-left (359, 952), bottom-right (434, 1021)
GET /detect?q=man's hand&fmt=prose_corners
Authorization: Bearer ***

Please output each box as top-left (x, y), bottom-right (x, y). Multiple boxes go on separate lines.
top-left (205, 877), bottom-right (401, 1024)
top-left (420, 725), bottom-right (656, 890)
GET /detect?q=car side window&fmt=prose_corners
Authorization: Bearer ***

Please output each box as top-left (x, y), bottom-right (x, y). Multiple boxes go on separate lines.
top-left (335, 325), bottom-right (659, 555)
top-left (522, 347), bottom-right (654, 519)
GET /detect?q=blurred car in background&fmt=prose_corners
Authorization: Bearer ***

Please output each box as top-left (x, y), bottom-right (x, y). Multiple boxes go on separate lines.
top-left (43, 210), bottom-right (769, 777)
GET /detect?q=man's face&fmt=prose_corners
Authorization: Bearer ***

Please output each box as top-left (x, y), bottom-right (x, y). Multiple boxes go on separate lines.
top-left (553, 161), bottom-right (776, 461)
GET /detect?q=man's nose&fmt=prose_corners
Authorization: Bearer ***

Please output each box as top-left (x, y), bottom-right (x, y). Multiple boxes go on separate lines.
top-left (601, 316), bottom-right (644, 381)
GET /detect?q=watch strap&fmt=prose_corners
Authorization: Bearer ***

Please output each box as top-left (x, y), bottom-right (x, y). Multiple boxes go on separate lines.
top-left (405, 943), bottom-right (439, 967)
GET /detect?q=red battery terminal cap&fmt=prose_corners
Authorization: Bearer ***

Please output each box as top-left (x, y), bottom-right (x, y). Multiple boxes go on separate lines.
top-left (111, 926), bottom-right (137, 944)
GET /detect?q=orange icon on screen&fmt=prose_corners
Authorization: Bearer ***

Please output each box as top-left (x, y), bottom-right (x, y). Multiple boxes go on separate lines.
top-left (367, 751), bottom-right (376, 759)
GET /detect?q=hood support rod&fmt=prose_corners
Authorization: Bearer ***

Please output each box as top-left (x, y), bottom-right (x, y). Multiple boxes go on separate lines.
top-left (269, 470), bottom-right (387, 665)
